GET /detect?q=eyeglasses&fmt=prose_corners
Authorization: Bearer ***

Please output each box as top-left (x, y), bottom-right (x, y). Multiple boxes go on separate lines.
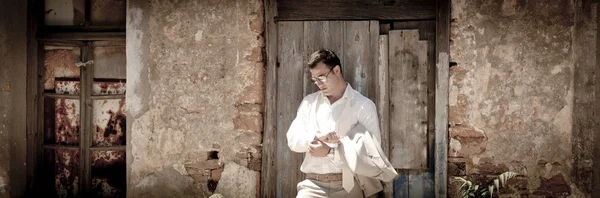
top-left (311, 68), bottom-right (333, 84)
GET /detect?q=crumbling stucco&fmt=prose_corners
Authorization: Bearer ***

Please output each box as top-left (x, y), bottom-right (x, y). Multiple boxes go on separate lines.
top-left (215, 163), bottom-right (259, 198)
top-left (449, 0), bottom-right (597, 197)
top-left (127, 0), bottom-right (264, 196)
top-left (0, 0), bottom-right (28, 197)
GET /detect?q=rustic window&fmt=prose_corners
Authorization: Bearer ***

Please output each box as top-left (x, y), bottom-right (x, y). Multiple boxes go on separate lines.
top-left (34, 0), bottom-right (126, 197)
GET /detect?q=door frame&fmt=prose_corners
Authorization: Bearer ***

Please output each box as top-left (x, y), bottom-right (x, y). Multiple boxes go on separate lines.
top-left (260, 0), bottom-right (450, 197)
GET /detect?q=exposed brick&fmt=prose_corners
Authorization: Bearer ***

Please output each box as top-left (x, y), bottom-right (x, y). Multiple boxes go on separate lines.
top-left (249, 8), bottom-right (264, 33)
top-left (448, 161), bottom-right (466, 176)
top-left (235, 131), bottom-right (262, 145)
top-left (533, 174), bottom-right (571, 197)
top-left (191, 173), bottom-right (208, 184)
top-left (185, 152), bottom-right (209, 161)
top-left (245, 47), bottom-right (262, 62)
top-left (185, 159), bottom-right (221, 170)
top-left (449, 125), bottom-right (487, 157)
top-left (211, 169), bottom-right (223, 181)
top-left (185, 167), bottom-right (203, 175)
top-left (237, 103), bottom-right (263, 114)
top-left (472, 162), bottom-right (508, 176)
top-left (234, 114), bottom-right (263, 133)
top-left (505, 176), bottom-right (528, 191)
top-left (257, 35), bottom-right (265, 47)
top-left (238, 83), bottom-right (264, 105)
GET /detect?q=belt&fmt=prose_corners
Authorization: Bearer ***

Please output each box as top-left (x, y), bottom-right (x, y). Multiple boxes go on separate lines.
top-left (305, 173), bottom-right (343, 182)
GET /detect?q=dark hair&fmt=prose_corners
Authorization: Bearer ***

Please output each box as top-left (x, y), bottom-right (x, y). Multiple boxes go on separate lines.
top-left (307, 49), bottom-right (342, 73)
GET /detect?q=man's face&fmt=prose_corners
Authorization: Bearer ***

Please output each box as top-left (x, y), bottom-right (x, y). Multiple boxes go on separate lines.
top-left (309, 62), bottom-right (337, 96)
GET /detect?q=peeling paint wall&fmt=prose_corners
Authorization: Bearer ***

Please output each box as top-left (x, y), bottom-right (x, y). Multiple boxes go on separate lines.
top-left (126, 0), bottom-right (264, 197)
top-left (449, 0), bottom-right (597, 197)
top-left (0, 0), bottom-right (28, 197)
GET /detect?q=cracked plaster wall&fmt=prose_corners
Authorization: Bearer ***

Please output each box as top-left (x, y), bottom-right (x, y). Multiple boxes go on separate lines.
top-left (449, 0), bottom-right (597, 197)
top-left (126, 0), bottom-right (264, 197)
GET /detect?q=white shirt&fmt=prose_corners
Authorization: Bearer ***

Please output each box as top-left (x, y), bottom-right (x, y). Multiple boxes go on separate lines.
top-left (287, 84), bottom-right (381, 174)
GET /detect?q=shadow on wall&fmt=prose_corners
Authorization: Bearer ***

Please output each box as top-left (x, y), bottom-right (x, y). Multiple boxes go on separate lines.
top-left (570, 0), bottom-right (597, 195)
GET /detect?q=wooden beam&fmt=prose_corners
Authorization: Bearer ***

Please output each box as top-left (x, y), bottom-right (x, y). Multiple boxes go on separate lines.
top-left (260, 0), bottom-right (279, 197)
top-left (377, 34), bottom-right (393, 198)
top-left (594, 2), bottom-right (600, 196)
top-left (41, 26), bottom-right (126, 33)
top-left (80, 41), bottom-right (94, 196)
top-left (38, 32), bottom-right (125, 41)
top-left (434, 0), bottom-right (450, 197)
top-left (277, 0), bottom-right (435, 21)
top-left (26, 0), bottom-right (42, 194)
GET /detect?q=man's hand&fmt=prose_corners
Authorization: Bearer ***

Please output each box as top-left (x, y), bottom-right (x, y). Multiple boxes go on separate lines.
top-left (315, 131), bottom-right (340, 144)
top-left (308, 140), bottom-right (330, 157)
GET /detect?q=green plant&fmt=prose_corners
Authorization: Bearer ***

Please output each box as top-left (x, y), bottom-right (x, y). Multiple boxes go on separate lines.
top-left (454, 171), bottom-right (519, 198)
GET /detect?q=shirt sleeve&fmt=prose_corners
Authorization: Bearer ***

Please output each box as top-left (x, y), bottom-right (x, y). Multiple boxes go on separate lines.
top-left (287, 98), bottom-right (315, 153)
top-left (357, 100), bottom-right (382, 143)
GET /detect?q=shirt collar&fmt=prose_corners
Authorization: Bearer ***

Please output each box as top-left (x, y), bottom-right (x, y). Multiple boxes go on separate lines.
top-left (320, 83), bottom-right (354, 101)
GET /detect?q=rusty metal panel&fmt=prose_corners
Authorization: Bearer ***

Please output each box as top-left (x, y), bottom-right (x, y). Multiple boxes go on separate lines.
top-left (55, 99), bottom-right (81, 145)
top-left (54, 79), bottom-right (126, 95)
top-left (93, 99), bottom-right (126, 146)
top-left (44, 49), bottom-right (81, 92)
top-left (55, 78), bottom-right (80, 95)
top-left (55, 149), bottom-right (80, 197)
top-left (91, 151), bottom-right (126, 197)
top-left (90, 0), bottom-right (126, 26)
top-left (92, 80), bottom-right (126, 95)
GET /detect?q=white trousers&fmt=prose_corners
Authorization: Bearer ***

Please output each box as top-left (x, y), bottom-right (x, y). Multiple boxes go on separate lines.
top-left (296, 179), bottom-right (364, 198)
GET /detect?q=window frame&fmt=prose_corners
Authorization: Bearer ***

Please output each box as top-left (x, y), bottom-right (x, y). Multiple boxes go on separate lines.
top-left (26, 0), bottom-right (127, 196)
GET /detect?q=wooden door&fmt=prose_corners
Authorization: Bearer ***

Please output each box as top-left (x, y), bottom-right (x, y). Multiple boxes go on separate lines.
top-left (272, 20), bottom-right (437, 198)
top-left (275, 20), bottom-right (379, 197)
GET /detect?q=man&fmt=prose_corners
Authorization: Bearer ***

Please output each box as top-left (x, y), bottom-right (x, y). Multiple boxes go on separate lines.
top-left (287, 49), bottom-right (386, 198)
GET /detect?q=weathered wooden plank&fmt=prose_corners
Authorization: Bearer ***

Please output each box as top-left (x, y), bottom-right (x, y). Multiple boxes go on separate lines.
top-left (303, 21), bottom-right (344, 96)
top-left (377, 35), bottom-right (390, 159)
top-left (392, 21), bottom-right (435, 40)
top-left (595, 3), bottom-right (600, 196)
top-left (276, 21), bottom-right (305, 198)
top-left (260, 0), bottom-right (278, 196)
top-left (277, 0), bottom-right (435, 21)
top-left (394, 20), bottom-right (437, 198)
top-left (408, 169), bottom-right (435, 198)
top-left (394, 169), bottom-right (409, 198)
top-left (377, 34), bottom-right (393, 198)
top-left (342, 21), bottom-right (379, 101)
top-left (435, 0), bottom-right (450, 196)
top-left (389, 30), bottom-right (428, 169)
